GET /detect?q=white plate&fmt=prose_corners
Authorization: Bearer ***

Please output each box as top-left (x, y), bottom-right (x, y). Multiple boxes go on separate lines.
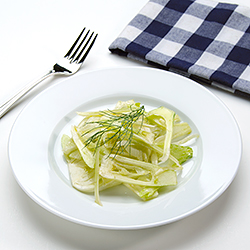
top-left (8, 67), bottom-right (241, 230)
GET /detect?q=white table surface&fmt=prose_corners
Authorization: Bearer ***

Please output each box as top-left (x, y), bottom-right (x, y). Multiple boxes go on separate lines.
top-left (1, 0), bottom-right (249, 249)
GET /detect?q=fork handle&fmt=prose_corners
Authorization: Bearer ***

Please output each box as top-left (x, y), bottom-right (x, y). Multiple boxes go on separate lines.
top-left (0, 70), bottom-right (55, 118)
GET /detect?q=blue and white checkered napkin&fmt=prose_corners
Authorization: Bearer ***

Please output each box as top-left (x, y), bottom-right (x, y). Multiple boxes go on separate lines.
top-left (109, 0), bottom-right (250, 99)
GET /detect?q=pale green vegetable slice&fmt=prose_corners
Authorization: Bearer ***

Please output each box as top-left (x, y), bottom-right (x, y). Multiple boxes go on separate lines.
top-left (94, 149), bottom-right (102, 206)
top-left (159, 144), bottom-right (193, 169)
top-left (173, 134), bottom-right (200, 145)
top-left (67, 160), bottom-right (95, 192)
top-left (61, 134), bottom-right (77, 156)
top-left (124, 183), bottom-right (159, 201)
top-left (172, 122), bottom-right (192, 141)
top-left (61, 134), bottom-right (81, 162)
top-left (170, 144), bottom-right (193, 164)
top-left (67, 160), bottom-right (120, 193)
top-left (71, 126), bottom-right (95, 169)
top-left (148, 107), bottom-right (175, 162)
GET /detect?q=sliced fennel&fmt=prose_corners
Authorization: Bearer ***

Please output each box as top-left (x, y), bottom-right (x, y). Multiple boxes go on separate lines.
top-left (147, 106), bottom-right (175, 163)
top-left (61, 100), bottom-right (198, 205)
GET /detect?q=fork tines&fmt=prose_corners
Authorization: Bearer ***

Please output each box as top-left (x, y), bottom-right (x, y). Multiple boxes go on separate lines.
top-left (65, 28), bottom-right (98, 64)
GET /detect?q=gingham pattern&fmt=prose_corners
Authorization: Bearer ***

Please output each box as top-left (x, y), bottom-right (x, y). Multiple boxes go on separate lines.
top-left (109, 0), bottom-right (250, 99)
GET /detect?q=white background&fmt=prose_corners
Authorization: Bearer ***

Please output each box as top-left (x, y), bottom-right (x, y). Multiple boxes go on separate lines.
top-left (1, 0), bottom-right (249, 249)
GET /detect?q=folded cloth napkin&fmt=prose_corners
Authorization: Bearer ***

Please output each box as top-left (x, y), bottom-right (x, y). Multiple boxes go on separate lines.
top-left (109, 0), bottom-right (250, 99)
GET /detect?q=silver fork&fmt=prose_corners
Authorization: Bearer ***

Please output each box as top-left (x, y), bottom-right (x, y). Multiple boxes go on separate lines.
top-left (0, 28), bottom-right (98, 118)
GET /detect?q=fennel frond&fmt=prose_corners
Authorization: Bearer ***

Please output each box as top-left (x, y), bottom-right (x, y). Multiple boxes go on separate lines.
top-left (81, 105), bottom-right (146, 158)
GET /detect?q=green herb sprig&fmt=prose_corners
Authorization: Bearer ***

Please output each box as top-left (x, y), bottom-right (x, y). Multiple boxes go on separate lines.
top-left (81, 105), bottom-right (145, 158)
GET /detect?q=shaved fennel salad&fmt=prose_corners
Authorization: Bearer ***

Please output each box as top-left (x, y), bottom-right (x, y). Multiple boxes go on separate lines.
top-left (61, 100), bottom-right (199, 205)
